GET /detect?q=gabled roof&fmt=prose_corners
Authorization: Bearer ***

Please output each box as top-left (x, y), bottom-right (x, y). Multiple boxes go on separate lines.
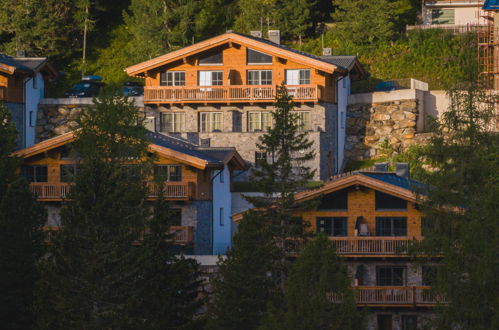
top-left (232, 169), bottom-right (427, 222)
top-left (483, 0), bottom-right (499, 10)
top-left (125, 32), bottom-right (354, 76)
top-left (0, 53), bottom-right (57, 77)
top-left (12, 131), bottom-right (246, 171)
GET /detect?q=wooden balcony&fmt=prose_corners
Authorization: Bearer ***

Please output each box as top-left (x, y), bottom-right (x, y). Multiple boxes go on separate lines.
top-left (30, 182), bottom-right (195, 201)
top-left (147, 182), bottom-right (195, 200)
top-left (330, 237), bottom-right (420, 257)
top-left (29, 182), bottom-right (71, 200)
top-left (330, 286), bottom-right (447, 307)
top-left (144, 84), bottom-right (324, 104)
top-left (170, 225), bottom-right (194, 245)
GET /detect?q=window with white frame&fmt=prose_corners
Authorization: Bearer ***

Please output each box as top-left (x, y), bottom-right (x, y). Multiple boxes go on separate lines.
top-left (160, 112), bottom-right (185, 132)
top-left (248, 112), bottom-right (272, 132)
top-left (247, 70), bottom-right (272, 85)
top-left (160, 71), bottom-right (185, 86)
top-left (286, 69), bottom-right (311, 85)
top-left (294, 111), bottom-right (311, 131)
top-left (198, 71), bottom-right (223, 86)
top-left (199, 112), bottom-right (223, 132)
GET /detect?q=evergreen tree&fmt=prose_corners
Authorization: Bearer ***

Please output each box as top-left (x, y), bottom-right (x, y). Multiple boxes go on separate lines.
top-left (233, 0), bottom-right (279, 34)
top-left (279, 0), bottom-right (317, 40)
top-left (206, 210), bottom-right (279, 330)
top-left (260, 235), bottom-right (363, 330)
top-left (0, 103), bottom-right (45, 330)
top-left (34, 95), bottom-right (151, 329)
top-left (415, 77), bottom-right (499, 329)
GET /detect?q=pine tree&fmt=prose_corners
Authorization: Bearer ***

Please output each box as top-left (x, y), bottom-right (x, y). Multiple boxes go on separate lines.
top-left (0, 103), bottom-right (45, 329)
top-left (260, 235), bottom-right (363, 330)
top-left (34, 95), bottom-right (152, 329)
top-left (415, 77), bottom-right (499, 329)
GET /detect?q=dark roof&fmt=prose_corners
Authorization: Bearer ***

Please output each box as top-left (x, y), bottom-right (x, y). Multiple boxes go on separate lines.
top-left (232, 32), bottom-right (358, 72)
top-left (197, 148), bottom-right (236, 162)
top-left (483, 0), bottom-right (499, 10)
top-left (145, 132), bottom-right (225, 165)
top-left (0, 53), bottom-right (34, 72)
top-left (358, 171), bottom-right (428, 195)
top-left (12, 57), bottom-right (48, 71)
top-left (319, 56), bottom-right (357, 70)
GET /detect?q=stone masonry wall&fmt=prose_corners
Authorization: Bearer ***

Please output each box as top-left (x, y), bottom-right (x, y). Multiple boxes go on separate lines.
top-left (346, 99), bottom-right (419, 161)
top-left (35, 104), bottom-right (87, 142)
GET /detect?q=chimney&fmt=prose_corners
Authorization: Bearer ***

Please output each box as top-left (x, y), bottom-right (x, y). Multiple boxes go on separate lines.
top-left (267, 30), bottom-right (280, 44)
top-left (226, 29), bottom-right (234, 33)
top-left (396, 162), bottom-right (410, 179)
top-left (374, 162), bottom-right (389, 172)
top-left (250, 30), bottom-right (262, 38)
top-left (16, 50), bottom-right (27, 58)
top-left (322, 48), bottom-right (332, 56)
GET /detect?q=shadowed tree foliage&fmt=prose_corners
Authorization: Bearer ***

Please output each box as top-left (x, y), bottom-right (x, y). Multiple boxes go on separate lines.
top-left (0, 103), bottom-right (45, 330)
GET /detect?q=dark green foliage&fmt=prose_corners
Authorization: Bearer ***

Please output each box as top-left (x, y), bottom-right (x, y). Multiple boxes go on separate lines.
top-left (206, 210), bottom-right (279, 330)
top-left (260, 235), bottom-right (363, 330)
top-left (414, 76), bottom-right (499, 329)
top-left (0, 103), bottom-right (45, 330)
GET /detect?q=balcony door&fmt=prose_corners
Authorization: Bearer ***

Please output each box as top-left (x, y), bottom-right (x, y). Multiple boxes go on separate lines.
top-left (377, 314), bottom-right (392, 330)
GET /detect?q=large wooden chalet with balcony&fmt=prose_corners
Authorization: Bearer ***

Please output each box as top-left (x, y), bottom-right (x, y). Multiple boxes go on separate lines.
top-left (125, 32), bottom-right (364, 180)
top-left (12, 130), bottom-right (246, 255)
top-left (232, 163), bottom-right (441, 330)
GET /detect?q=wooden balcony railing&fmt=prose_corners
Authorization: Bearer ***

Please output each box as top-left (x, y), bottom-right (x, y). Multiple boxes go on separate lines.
top-left (170, 226), bottom-right (194, 245)
top-left (331, 237), bottom-right (420, 255)
top-left (144, 84), bottom-right (321, 103)
top-left (147, 182), bottom-right (195, 200)
top-left (30, 182), bottom-right (195, 201)
top-left (29, 182), bottom-right (71, 200)
top-left (330, 286), bottom-right (447, 307)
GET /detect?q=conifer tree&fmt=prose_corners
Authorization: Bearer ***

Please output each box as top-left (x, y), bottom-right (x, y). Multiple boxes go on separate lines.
top-left (260, 235), bottom-right (363, 330)
top-left (206, 210), bottom-right (279, 330)
top-left (0, 103), bottom-right (45, 330)
top-left (415, 77), bottom-right (499, 329)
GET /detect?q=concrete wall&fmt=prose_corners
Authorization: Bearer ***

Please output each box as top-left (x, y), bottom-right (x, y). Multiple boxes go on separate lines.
top-left (422, 3), bottom-right (484, 25)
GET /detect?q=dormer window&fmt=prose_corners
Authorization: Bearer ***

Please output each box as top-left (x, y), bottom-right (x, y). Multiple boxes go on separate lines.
top-left (160, 71), bottom-right (185, 86)
top-left (247, 48), bottom-right (272, 65)
top-left (198, 51), bottom-right (223, 65)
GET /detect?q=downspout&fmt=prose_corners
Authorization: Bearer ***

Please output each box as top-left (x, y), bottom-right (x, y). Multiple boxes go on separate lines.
top-left (210, 168), bottom-right (223, 255)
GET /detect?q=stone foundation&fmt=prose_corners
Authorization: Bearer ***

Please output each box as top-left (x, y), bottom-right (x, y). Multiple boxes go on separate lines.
top-left (35, 104), bottom-right (87, 142)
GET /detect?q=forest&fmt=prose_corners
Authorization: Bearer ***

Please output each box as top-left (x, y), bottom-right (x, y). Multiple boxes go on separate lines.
top-left (0, 0), bottom-right (474, 94)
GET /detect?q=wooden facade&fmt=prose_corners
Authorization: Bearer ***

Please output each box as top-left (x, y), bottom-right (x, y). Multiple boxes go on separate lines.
top-left (126, 33), bottom-right (344, 105)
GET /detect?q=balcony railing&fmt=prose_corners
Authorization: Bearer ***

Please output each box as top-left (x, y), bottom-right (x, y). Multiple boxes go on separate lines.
top-left (144, 85), bottom-right (321, 103)
top-left (331, 237), bottom-right (419, 255)
top-left (170, 226), bottom-right (194, 245)
top-left (330, 286), bottom-right (447, 307)
top-left (30, 182), bottom-right (195, 200)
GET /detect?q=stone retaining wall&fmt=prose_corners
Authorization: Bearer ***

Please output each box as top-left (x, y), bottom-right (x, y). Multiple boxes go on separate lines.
top-left (346, 99), bottom-right (421, 161)
top-left (35, 104), bottom-right (87, 143)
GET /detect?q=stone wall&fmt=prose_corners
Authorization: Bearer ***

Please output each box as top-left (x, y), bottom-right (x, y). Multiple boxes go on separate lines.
top-left (345, 100), bottom-right (420, 161)
top-left (35, 104), bottom-right (87, 143)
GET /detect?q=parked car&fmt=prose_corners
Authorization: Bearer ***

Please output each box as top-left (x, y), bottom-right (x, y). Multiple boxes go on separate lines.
top-left (122, 81), bottom-right (143, 97)
top-left (65, 75), bottom-right (105, 98)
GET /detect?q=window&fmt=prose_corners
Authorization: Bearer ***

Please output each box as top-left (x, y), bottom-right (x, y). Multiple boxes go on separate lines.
top-left (219, 207), bottom-right (224, 226)
top-left (376, 217), bottom-right (407, 236)
top-left (154, 165), bottom-right (182, 182)
top-left (60, 164), bottom-right (78, 182)
top-left (160, 71), bottom-right (185, 86)
top-left (21, 165), bottom-right (48, 182)
top-left (219, 170), bottom-right (224, 183)
top-left (431, 9), bottom-right (455, 25)
top-left (199, 71), bottom-right (223, 86)
top-left (317, 189), bottom-right (348, 210)
top-left (401, 315), bottom-right (418, 330)
top-left (247, 70), bottom-right (272, 85)
top-left (199, 112), bottom-right (222, 132)
top-left (248, 112), bottom-right (272, 132)
top-left (340, 111), bottom-right (345, 129)
top-left (247, 48), bottom-right (272, 64)
top-left (316, 217), bottom-right (347, 236)
top-left (376, 266), bottom-right (406, 286)
top-left (377, 315), bottom-right (393, 330)
top-left (32, 75), bottom-right (37, 89)
top-left (422, 266), bottom-right (437, 286)
top-left (294, 111), bottom-right (311, 131)
top-left (29, 111), bottom-right (35, 127)
top-left (198, 51), bottom-right (223, 65)
top-left (160, 112), bottom-right (185, 133)
top-left (255, 152), bottom-right (267, 166)
top-left (286, 69), bottom-right (311, 85)
top-left (375, 191), bottom-right (407, 210)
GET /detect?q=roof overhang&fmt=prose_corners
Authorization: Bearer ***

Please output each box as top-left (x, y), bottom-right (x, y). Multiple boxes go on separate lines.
top-left (125, 33), bottom-right (340, 76)
top-left (0, 63), bottom-right (16, 75)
